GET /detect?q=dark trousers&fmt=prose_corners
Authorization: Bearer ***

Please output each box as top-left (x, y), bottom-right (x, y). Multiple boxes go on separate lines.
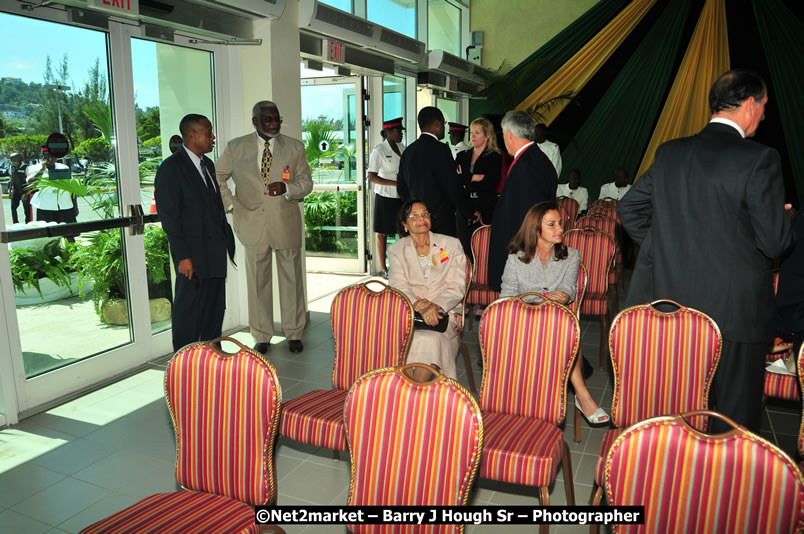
top-left (710, 339), bottom-right (768, 434)
top-left (172, 275), bottom-right (226, 352)
top-left (10, 193), bottom-right (32, 224)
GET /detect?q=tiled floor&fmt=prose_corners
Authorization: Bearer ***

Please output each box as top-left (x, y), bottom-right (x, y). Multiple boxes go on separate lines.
top-left (0, 276), bottom-right (800, 534)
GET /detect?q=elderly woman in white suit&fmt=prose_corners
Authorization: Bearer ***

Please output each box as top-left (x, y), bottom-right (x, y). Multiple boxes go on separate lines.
top-left (388, 200), bottom-right (467, 380)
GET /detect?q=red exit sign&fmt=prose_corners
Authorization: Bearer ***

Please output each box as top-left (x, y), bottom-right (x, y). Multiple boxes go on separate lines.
top-left (326, 40), bottom-right (345, 64)
top-left (88, 0), bottom-right (140, 15)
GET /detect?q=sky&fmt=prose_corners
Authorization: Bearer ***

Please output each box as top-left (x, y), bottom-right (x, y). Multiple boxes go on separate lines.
top-left (0, 12), bottom-right (159, 109)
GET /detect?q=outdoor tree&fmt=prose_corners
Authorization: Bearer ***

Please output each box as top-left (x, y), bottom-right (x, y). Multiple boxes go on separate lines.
top-left (136, 107), bottom-right (160, 141)
top-left (30, 54), bottom-right (78, 145)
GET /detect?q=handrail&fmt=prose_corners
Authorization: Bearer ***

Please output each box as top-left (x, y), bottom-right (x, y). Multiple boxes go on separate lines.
top-left (1, 212), bottom-right (159, 244)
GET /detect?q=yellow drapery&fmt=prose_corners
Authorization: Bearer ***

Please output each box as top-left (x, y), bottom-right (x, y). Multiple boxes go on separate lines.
top-left (635, 0), bottom-right (729, 180)
top-left (516, 0), bottom-right (655, 124)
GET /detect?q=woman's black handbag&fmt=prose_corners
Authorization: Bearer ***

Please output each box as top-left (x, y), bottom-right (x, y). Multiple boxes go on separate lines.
top-left (413, 311), bottom-right (449, 333)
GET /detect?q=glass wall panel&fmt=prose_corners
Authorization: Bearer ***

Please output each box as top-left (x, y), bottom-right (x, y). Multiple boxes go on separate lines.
top-left (383, 75), bottom-right (406, 122)
top-left (367, 0), bottom-right (416, 38)
top-left (130, 39), bottom-right (215, 333)
top-left (320, 0), bottom-right (353, 12)
top-left (428, 0), bottom-right (461, 56)
top-left (436, 97), bottom-right (459, 127)
top-left (0, 13), bottom-right (132, 377)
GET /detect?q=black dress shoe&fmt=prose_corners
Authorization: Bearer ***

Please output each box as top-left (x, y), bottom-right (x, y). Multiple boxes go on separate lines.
top-left (288, 340), bottom-right (303, 353)
top-left (253, 342), bottom-right (270, 354)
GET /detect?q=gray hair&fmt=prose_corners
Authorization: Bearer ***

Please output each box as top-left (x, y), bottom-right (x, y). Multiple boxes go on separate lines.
top-left (252, 100), bottom-right (278, 117)
top-left (501, 110), bottom-right (535, 141)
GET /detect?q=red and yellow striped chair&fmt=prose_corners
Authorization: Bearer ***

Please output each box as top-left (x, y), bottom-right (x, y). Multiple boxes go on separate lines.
top-left (344, 363), bottom-right (483, 534)
top-left (280, 281), bottom-right (414, 458)
top-left (479, 297), bottom-right (579, 531)
top-left (568, 264), bottom-right (590, 444)
top-left (588, 202), bottom-right (619, 223)
top-left (458, 259), bottom-right (477, 393)
top-left (576, 216), bottom-right (622, 307)
top-left (590, 198), bottom-right (618, 211)
top-left (557, 196), bottom-right (580, 230)
top-left (81, 339), bottom-right (282, 534)
top-left (605, 411), bottom-right (804, 534)
top-left (589, 301), bottom-right (722, 520)
top-left (764, 271), bottom-right (799, 402)
top-left (563, 228), bottom-right (617, 368)
top-left (465, 225), bottom-right (499, 331)
top-left (798, 347), bottom-right (804, 470)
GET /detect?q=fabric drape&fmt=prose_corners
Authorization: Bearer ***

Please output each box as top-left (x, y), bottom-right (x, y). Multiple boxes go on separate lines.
top-left (753, 0), bottom-right (804, 202)
top-left (515, 0), bottom-right (656, 124)
top-left (635, 0), bottom-right (729, 179)
top-left (558, 0), bottom-right (692, 199)
top-left (470, 0), bottom-right (629, 118)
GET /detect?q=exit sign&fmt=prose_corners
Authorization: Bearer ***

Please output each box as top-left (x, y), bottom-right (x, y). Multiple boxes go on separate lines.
top-left (326, 40), bottom-right (345, 64)
top-left (88, 0), bottom-right (140, 16)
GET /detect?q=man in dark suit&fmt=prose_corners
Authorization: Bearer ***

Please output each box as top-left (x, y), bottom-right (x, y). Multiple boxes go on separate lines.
top-left (155, 114), bottom-right (236, 351)
top-left (618, 70), bottom-right (794, 433)
top-left (488, 110), bottom-right (558, 290)
top-left (397, 106), bottom-right (479, 237)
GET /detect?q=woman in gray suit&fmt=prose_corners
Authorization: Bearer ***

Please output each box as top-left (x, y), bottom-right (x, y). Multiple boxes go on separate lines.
top-left (500, 201), bottom-right (608, 425)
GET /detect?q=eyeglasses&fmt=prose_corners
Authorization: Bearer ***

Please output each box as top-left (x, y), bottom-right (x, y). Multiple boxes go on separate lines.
top-left (407, 212), bottom-right (431, 221)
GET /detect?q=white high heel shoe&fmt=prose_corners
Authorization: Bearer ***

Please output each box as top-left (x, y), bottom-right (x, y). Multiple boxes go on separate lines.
top-left (575, 397), bottom-right (610, 425)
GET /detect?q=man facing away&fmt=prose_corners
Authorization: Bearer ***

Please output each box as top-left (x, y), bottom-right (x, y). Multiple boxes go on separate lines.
top-left (397, 106), bottom-right (479, 237)
top-left (488, 111), bottom-right (558, 291)
top-left (618, 69), bottom-right (794, 433)
top-left (154, 114), bottom-right (236, 352)
top-left (216, 101), bottom-right (313, 354)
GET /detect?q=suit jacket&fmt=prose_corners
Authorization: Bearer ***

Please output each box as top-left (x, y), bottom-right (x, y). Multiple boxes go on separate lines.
top-left (154, 148), bottom-right (235, 279)
top-left (387, 232), bottom-right (467, 317)
top-left (397, 134), bottom-right (473, 237)
top-left (487, 143), bottom-right (558, 290)
top-left (216, 132), bottom-right (313, 249)
top-left (455, 148), bottom-right (502, 222)
top-left (618, 122), bottom-right (794, 343)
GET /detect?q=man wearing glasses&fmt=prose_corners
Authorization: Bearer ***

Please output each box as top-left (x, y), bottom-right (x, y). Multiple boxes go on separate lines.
top-left (217, 101), bottom-right (313, 354)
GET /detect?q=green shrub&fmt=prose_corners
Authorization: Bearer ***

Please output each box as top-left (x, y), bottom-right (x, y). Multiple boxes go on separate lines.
top-left (9, 238), bottom-right (78, 298)
top-left (0, 135), bottom-right (48, 162)
top-left (73, 136), bottom-right (112, 162)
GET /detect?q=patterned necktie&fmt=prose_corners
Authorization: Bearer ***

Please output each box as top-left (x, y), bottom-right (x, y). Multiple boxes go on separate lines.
top-left (261, 141), bottom-right (272, 194)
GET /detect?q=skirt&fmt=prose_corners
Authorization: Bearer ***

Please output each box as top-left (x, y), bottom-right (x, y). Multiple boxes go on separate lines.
top-left (373, 194), bottom-right (403, 235)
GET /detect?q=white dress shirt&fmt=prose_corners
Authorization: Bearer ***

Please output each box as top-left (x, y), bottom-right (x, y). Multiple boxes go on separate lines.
top-left (537, 140), bottom-right (562, 176)
top-left (368, 139), bottom-right (405, 198)
top-left (183, 145), bottom-right (215, 189)
top-left (710, 117), bottom-right (746, 138)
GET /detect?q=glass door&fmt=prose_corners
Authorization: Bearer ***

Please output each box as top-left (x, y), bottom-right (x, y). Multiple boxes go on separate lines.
top-left (0, 13), bottom-right (220, 414)
top-left (301, 76), bottom-right (366, 273)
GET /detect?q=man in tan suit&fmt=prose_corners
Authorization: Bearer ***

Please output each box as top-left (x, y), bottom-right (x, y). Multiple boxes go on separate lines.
top-left (216, 101), bottom-right (313, 353)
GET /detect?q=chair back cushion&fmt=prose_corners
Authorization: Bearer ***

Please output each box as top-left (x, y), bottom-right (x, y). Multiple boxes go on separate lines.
top-left (588, 203), bottom-right (619, 222)
top-left (344, 367), bottom-right (482, 533)
top-left (479, 298), bottom-right (579, 423)
top-left (608, 303), bottom-right (721, 430)
top-left (470, 225), bottom-right (492, 286)
top-left (798, 344), bottom-right (804, 458)
top-left (165, 342), bottom-right (281, 505)
top-left (331, 282), bottom-right (414, 390)
top-left (606, 415), bottom-right (804, 534)
top-left (577, 214), bottom-right (618, 238)
top-left (556, 196), bottom-right (579, 230)
top-left (563, 229), bottom-right (615, 315)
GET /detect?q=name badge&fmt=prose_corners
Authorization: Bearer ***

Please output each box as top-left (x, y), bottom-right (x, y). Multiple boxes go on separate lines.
top-left (282, 167), bottom-right (290, 182)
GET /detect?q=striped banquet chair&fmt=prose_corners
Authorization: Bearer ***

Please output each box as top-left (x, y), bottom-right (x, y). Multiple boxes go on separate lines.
top-left (81, 339), bottom-right (283, 534)
top-left (479, 297), bottom-right (579, 533)
top-left (575, 215), bottom-right (622, 305)
top-left (798, 347), bottom-right (804, 470)
top-left (587, 201), bottom-right (619, 223)
top-left (563, 228), bottom-right (617, 368)
top-left (568, 264), bottom-right (589, 444)
top-left (344, 364), bottom-right (483, 534)
top-left (557, 196), bottom-right (580, 230)
top-left (589, 301), bottom-right (722, 522)
top-left (764, 271), bottom-right (799, 402)
top-left (280, 281), bottom-right (413, 458)
top-left (605, 411), bottom-right (804, 534)
top-left (458, 259), bottom-right (477, 393)
top-left (465, 225), bottom-right (499, 331)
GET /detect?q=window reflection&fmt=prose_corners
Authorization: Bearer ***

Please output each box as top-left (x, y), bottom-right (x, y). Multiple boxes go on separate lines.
top-left (428, 0), bottom-right (461, 56)
top-left (367, 0), bottom-right (416, 38)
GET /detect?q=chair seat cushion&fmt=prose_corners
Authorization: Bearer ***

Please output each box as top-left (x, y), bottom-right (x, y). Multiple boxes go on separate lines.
top-left (468, 285), bottom-right (499, 307)
top-left (764, 371), bottom-right (800, 401)
top-left (480, 412), bottom-right (563, 487)
top-left (280, 389), bottom-right (348, 451)
top-left (80, 491), bottom-right (256, 534)
top-left (595, 428), bottom-right (621, 486)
